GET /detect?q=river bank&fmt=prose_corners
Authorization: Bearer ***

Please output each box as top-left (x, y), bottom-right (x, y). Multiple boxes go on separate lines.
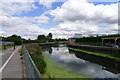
top-left (68, 44), bottom-right (120, 58)
top-left (69, 48), bottom-right (120, 61)
top-left (68, 44), bottom-right (120, 61)
top-left (68, 44), bottom-right (120, 73)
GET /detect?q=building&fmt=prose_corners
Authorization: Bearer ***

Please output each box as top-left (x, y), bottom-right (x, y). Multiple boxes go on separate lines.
top-left (74, 34), bottom-right (83, 38)
top-left (88, 34), bottom-right (104, 37)
top-left (68, 38), bottom-right (76, 43)
top-left (68, 34), bottom-right (83, 43)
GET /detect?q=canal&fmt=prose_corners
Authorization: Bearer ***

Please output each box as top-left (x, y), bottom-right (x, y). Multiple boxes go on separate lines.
top-left (42, 45), bottom-right (120, 78)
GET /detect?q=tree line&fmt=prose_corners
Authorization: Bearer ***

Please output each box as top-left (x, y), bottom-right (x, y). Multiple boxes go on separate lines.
top-left (1, 33), bottom-right (120, 45)
top-left (1, 33), bottom-right (67, 45)
top-left (76, 34), bottom-right (120, 43)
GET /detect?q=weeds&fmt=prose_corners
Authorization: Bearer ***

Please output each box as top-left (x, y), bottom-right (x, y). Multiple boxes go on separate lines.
top-left (26, 43), bottom-right (46, 74)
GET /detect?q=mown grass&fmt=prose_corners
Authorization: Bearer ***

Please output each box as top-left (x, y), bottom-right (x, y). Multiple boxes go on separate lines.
top-left (42, 53), bottom-right (90, 78)
top-left (69, 48), bottom-right (120, 61)
top-left (0, 45), bottom-right (14, 50)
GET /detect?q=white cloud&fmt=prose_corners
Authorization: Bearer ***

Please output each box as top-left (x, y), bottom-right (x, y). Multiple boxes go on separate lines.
top-left (35, 14), bottom-right (50, 23)
top-left (0, 31), bottom-right (5, 36)
top-left (0, 2), bottom-right (37, 16)
top-left (39, 0), bottom-right (56, 8)
top-left (49, 0), bottom-right (118, 38)
top-left (2, 0), bottom-right (35, 2)
top-left (0, 1), bottom-right (50, 39)
top-left (1, 14), bottom-right (50, 28)
top-left (1, 0), bottom-right (119, 39)
top-left (49, 21), bottom-right (100, 38)
top-left (98, 24), bottom-right (118, 34)
top-left (1, 14), bottom-right (50, 39)
top-left (3, 24), bottom-right (48, 39)
top-left (50, 0), bottom-right (118, 25)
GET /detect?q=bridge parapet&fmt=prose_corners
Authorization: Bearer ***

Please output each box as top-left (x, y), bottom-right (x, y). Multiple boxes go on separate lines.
top-left (22, 45), bottom-right (41, 78)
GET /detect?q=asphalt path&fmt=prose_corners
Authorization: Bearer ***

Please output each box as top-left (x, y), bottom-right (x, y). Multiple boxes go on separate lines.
top-left (0, 46), bottom-right (23, 78)
top-left (2, 47), bottom-right (15, 66)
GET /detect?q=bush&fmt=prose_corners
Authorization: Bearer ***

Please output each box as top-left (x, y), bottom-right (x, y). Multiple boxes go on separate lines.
top-left (26, 43), bottom-right (46, 74)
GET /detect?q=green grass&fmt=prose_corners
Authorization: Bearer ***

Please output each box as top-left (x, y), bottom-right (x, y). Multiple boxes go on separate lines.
top-left (42, 53), bottom-right (90, 78)
top-left (0, 45), bottom-right (14, 50)
top-left (26, 43), bottom-right (46, 74)
top-left (69, 48), bottom-right (120, 61)
top-left (0, 47), bottom-right (2, 50)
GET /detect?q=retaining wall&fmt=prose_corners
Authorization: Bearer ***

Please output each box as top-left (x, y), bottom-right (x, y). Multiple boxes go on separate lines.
top-left (68, 44), bottom-right (120, 55)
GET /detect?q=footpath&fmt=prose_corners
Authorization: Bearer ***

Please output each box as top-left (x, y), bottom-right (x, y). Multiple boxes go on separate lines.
top-left (1, 46), bottom-right (26, 78)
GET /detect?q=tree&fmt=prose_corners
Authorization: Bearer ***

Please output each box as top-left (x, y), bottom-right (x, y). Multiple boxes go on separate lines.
top-left (47, 33), bottom-right (52, 42)
top-left (2, 34), bottom-right (22, 45)
top-left (37, 35), bottom-right (46, 40)
top-left (37, 35), bottom-right (47, 42)
top-left (47, 33), bottom-right (52, 39)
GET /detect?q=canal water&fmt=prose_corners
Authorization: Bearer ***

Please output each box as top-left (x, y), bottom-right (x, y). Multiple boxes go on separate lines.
top-left (42, 45), bottom-right (120, 78)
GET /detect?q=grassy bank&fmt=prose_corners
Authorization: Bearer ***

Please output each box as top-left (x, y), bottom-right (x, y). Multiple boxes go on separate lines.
top-left (42, 53), bottom-right (90, 78)
top-left (69, 48), bottom-right (120, 61)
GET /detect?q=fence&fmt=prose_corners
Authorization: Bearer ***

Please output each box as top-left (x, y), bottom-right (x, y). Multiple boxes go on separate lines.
top-left (0, 41), bottom-right (15, 50)
top-left (22, 45), bottom-right (41, 78)
top-left (0, 41), bottom-right (14, 46)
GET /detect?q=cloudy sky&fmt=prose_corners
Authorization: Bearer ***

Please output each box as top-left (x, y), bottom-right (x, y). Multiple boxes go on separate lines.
top-left (0, 0), bottom-right (119, 39)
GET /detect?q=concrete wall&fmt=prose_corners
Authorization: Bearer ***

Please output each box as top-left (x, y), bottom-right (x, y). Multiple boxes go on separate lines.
top-left (68, 44), bottom-right (120, 55)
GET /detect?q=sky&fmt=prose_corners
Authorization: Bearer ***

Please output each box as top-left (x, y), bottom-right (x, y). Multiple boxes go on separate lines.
top-left (0, 0), bottom-right (119, 39)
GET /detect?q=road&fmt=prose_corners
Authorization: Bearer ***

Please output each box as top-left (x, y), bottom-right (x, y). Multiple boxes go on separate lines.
top-left (0, 46), bottom-right (24, 78)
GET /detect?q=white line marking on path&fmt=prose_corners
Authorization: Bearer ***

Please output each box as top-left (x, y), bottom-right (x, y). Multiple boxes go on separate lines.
top-left (0, 47), bottom-right (19, 73)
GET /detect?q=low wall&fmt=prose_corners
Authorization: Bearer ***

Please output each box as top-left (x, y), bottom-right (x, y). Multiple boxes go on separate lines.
top-left (22, 45), bottom-right (41, 78)
top-left (68, 44), bottom-right (120, 55)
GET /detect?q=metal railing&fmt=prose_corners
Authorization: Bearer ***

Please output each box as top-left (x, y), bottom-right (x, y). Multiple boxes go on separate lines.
top-left (0, 41), bottom-right (15, 50)
top-left (0, 41), bottom-right (14, 46)
top-left (22, 45), bottom-right (41, 78)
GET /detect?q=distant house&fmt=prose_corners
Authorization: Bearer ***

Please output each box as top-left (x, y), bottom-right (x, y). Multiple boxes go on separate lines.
top-left (68, 38), bottom-right (76, 43)
top-left (88, 34), bottom-right (104, 37)
top-left (68, 34), bottom-right (83, 43)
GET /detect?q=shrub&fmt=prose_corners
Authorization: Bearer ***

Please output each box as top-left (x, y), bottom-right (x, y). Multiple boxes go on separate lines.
top-left (26, 43), bottom-right (46, 74)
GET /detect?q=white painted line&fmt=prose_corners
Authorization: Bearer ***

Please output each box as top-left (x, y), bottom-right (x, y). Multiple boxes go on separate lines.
top-left (0, 47), bottom-right (19, 73)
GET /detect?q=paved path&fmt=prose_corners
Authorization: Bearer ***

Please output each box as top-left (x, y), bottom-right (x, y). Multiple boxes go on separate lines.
top-left (1, 46), bottom-right (24, 78)
top-left (2, 47), bottom-right (15, 66)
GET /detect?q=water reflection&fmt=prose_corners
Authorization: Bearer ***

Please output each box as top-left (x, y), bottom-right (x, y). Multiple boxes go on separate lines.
top-left (42, 46), bottom-right (120, 78)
